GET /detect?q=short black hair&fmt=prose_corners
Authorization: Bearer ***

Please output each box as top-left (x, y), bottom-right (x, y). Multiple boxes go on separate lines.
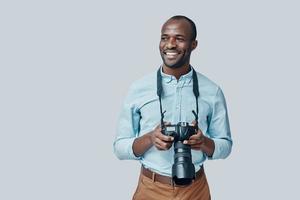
top-left (167, 15), bottom-right (197, 41)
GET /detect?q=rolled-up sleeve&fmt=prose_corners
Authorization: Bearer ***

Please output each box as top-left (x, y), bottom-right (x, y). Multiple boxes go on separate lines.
top-left (207, 87), bottom-right (233, 160)
top-left (113, 85), bottom-right (141, 160)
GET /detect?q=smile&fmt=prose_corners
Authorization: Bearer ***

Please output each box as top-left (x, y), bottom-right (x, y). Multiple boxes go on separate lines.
top-left (164, 51), bottom-right (180, 59)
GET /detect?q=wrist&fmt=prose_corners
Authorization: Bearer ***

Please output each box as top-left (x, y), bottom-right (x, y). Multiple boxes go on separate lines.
top-left (201, 136), bottom-right (214, 157)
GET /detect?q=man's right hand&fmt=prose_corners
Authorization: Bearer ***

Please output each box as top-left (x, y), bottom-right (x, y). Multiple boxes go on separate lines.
top-left (132, 123), bottom-right (174, 157)
top-left (150, 124), bottom-right (174, 150)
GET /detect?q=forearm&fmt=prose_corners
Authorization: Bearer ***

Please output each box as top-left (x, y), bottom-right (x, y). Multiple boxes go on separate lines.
top-left (132, 132), bottom-right (154, 157)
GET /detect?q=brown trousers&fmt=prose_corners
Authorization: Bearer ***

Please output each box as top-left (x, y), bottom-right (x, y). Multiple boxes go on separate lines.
top-left (132, 170), bottom-right (211, 200)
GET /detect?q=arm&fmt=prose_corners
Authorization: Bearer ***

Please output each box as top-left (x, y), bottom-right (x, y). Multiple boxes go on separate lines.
top-left (208, 87), bottom-right (232, 159)
top-left (113, 85), bottom-right (142, 160)
top-left (113, 85), bottom-right (174, 159)
top-left (184, 87), bottom-right (232, 159)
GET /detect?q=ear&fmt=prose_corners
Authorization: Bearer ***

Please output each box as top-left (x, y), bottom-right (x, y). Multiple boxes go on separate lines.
top-left (191, 40), bottom-right (198, 51)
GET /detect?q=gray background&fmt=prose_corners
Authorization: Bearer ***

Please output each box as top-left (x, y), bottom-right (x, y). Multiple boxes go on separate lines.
top-left (1, 0), bottom-right (299, 199)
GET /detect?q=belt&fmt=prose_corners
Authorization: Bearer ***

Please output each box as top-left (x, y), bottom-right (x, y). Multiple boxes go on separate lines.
top-left (141, 165), bottom-right (204, 186)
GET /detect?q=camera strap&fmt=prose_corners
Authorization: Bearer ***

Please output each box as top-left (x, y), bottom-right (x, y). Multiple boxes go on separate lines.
top-left (157, 66), bottom-right (199, 126)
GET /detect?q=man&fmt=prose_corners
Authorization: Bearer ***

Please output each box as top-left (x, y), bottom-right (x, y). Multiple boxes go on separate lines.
top-left (114, 15), bottom-right (232, 200)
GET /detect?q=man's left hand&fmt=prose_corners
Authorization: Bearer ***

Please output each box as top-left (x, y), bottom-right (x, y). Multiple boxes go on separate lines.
top-left (183, 129), bottom-right (205, 150)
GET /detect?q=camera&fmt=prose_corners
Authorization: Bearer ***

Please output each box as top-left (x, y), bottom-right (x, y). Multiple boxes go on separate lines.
top-left (156, 68), bottom-right (201, 185)
top-left (161, 122), bottom-right (198, 185)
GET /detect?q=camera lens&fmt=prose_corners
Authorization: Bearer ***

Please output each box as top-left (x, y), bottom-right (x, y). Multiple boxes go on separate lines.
top-left (172, 142), bottom-right (195, 185)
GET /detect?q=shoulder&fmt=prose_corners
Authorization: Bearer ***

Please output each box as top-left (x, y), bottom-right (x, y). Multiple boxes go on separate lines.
top-left (129, 71), bottom-right (157, 93)
top-left (195, 71), bottom-right (221, 96)
top-left (126, 71), bottom-right (157, 100)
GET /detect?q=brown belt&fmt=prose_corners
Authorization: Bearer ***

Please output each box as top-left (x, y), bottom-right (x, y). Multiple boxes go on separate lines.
top-left (141, 165), bottom-right (204, 186)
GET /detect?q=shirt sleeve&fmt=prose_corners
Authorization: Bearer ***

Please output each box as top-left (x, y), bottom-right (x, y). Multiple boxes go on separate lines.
top-left (113, 85), bottom-right (141, 160)
top-left (207, 87), bottom-right (233, 160)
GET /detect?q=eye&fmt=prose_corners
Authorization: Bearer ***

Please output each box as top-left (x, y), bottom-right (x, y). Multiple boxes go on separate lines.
top-left (176, 37), bottom-right (185, 42)
top-left (161, 36), bottom-right (167, 41)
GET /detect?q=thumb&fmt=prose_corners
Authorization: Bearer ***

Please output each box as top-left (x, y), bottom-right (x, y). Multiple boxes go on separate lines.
top-left (191, 120), bottom-right (197, 126)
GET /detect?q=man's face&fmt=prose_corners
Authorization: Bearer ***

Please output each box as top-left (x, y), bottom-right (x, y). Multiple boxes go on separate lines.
top-left (159, 19), bottom-right (197, 69)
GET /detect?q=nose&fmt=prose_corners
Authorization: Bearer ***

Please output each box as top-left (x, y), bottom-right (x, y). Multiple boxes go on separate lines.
top-left (166, 37), bottom-right (176, 49)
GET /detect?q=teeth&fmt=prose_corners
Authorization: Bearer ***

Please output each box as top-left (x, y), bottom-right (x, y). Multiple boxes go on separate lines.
top-left (165, 52), bottom-right (178, 55)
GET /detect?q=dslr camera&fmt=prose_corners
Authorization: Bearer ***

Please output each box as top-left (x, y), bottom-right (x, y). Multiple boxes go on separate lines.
top-left (161, 122), bottom-right (198, 185)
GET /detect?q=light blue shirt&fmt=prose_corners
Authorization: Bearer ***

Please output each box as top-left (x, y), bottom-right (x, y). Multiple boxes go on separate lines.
top-left (113, 67), bottom-right (232, 176)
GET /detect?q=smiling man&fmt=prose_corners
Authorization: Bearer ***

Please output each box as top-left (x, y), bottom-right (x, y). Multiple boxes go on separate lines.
top-left (114, 15), bottom-right (233, 200)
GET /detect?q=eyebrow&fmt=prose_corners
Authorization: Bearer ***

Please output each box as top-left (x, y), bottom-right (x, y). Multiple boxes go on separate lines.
top-left (161, 34), bottom-right (186, 38)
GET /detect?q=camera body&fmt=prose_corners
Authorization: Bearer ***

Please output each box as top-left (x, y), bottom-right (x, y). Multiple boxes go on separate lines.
top-left (162, 122), bottom-right (197, 142)
top-left (161, 122), bottom-right (198, 185)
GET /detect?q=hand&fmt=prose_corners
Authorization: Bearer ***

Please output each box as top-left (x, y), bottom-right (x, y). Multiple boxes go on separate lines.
top-left (183, 129), bottom-right (205, 150)
top-left (183, 120), bottom-right (205, 150)
top-left (150, 123), bottom-right (174, 150)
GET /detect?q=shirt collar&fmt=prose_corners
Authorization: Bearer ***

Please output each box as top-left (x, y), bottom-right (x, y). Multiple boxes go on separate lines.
top-left (160, 65), bottom-right (194, 83)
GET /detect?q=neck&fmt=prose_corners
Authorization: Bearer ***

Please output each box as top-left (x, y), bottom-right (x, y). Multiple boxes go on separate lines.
top-left (162, 64), bottom-right (191, 80)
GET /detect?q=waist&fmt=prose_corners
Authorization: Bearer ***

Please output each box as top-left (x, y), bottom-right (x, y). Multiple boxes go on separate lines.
top-left (141, 165), bottom-right (204, 186)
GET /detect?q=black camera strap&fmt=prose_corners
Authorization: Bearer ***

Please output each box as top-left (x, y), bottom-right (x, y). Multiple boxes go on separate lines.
top-left (157, 66), bottom-right (199, 126)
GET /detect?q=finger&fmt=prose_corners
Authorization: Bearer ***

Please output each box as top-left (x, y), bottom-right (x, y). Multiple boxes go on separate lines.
top-left (157, 121), bottom-right (171, 128)
top-left (190, 145), bottom-right (202, 150)
top-left (155, 145), bottom-right (164, 150)
top-left (153, 122), bottom-right (169, 132)
top-left (161, 135), bottom-right (174, 142)
top-left (154, 138), bottom-right (172, 150)
top-left (153, 124), bottom-right (161, 131)
top-left (183, 136), bottom-right (205, 145)
top-left (155, 145), bottom-right (167, 151)
top-left (155, 131), bottom-right (174, 142)
top-left (188, 134), bottom-right (200, 140)
top-left (188, 131), bottom-right (202, 140)
top-left (197, 128), bottom-right (203, 134)
top-left (183, 139), bottom-right (198, 145)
